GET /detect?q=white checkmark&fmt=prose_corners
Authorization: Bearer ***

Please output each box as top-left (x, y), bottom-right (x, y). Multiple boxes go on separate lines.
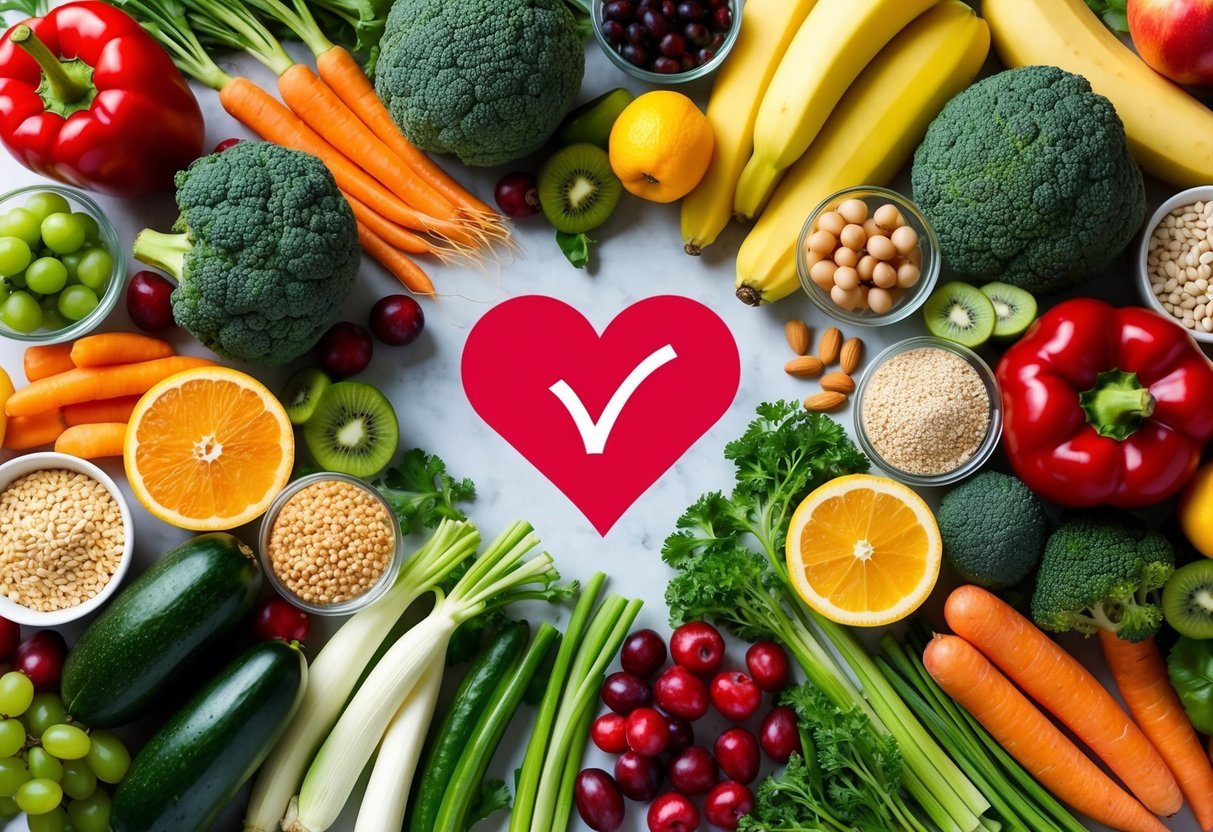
top-left (549, 344), bottom-right (678, 455)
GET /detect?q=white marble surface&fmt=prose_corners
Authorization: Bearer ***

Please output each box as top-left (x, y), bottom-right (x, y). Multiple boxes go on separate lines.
top-left (0, 18), bottom-right (1209, 832)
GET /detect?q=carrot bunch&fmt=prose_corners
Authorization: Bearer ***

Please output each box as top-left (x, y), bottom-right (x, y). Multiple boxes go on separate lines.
top-left (7, 335), bottom-right (214, 458)
top-left (116, 0), bottom-right (507, 297)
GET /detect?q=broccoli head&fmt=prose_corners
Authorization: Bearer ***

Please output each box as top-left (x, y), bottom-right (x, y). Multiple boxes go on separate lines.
top-left (937, 472), bottom-right (1047, 590)
top-left (911, 65), bottom-right (1145, 294)
top-left (132, 141), bottom-right (359, 366)
top-left (1031, 512), bottom-right (1174, 642)
top-left (374, 0), bottom-right (584, 166)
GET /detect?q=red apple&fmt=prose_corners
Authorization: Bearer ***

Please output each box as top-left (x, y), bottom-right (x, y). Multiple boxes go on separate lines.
top-left (1128, 0), bottom-right (1213, 86)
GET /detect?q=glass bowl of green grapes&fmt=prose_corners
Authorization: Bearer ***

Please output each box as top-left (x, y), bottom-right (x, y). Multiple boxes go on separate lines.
top-left (0, 185), bottom-right (125, 343)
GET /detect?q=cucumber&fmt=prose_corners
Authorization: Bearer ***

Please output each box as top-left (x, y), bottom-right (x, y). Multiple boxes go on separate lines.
top-left (61, 533), bottom-right (261, 727)
top-left (408, 620), bottom-right (529, 832)
top-left (111, 640), bottom-right (306, 832)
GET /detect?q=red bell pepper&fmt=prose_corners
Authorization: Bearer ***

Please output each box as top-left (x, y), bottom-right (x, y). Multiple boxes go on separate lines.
top-left (0, 1), bottom-right (204, 196)
top-left (997, 298), bottom-right (1213, 508)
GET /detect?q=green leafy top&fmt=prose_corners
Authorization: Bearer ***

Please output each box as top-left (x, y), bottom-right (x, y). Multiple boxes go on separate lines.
top-left (376, 449), bottom-right (477, 534)
top-left (1085, 0), bottom-right (1128, 33)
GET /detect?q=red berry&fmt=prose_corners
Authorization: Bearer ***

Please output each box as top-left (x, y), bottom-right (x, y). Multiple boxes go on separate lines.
top-left (494, 171), bottom-right (540, 219)
top-left (575, 769), bottom-right (626, 832)
top-left (652, 56), bottom-right (682, 73)
top-left (745, 641), bottom-right (791, 693)
top-left (654, 666), bottom-right (709, 721)
top-left (603, 0), bottom-right (635, 20)
top-left (665, 715), bottom-right (694, 753)
top-left (669, 622), bottom-right (725, 675)
top-left (602, 19), bottom-right (626, 42)
top-left (640, 8), bottom-right (668, 37)
top-left (15, 631), bottom-right (66, 692)
top-left (253, 597), bottom-right (310, 643)
top-left (316, 321), bottom-right (373, 378)
top-left (615, 750), bottom-right (664, 801)
top-left (591, 713), bottom-right (629, 754)
top-left (667, 745), bottom-right (717, 795)
top-left (759, 705), bottom-right (802, 764)
top-left (647, 792), bottom-right (700, 832)
top-left (213, 138), bottom-right (242, 153)
top-left (621, 629), bottom-right (667, 678)
top-left (708, 4), bottom-right (731, 31)
top-left (625, 707), bottom-right (670, 757)
top-left (0, 617), bottom-right (19, 664)
top-left (714, 727), bottom-right (760, 784)
top-left (126, 270), bottom-right (176, 332)
top-left (658, 32), bottom-right (686, 57)
top-left (710, 671), bottom-right (762, 722)
top-left (370, 294), bottom-right (425, 346)
top-left (602, 671), bottom-right (652, 715)
top-left (704, 780), bottom-right (754, 831)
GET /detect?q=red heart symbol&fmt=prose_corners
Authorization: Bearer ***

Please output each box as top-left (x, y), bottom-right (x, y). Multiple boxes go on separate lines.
top-left (462, 295), bottom-right (740, 535)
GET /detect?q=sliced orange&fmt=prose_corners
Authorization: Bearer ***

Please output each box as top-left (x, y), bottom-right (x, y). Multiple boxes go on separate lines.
top-left (124, 366), bottom-right (293, 531)
top-left (786, 474), bottom-right (941, 626)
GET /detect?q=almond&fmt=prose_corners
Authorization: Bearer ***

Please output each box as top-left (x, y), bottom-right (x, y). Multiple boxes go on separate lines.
top-left (820, 372), bottom-right (855, 395)
top-left (840, 337), bottom-right (864, 375)
top-left (803, 391), bottom-right (847, 412)
top-left (784, 356), bottom-right (825, 378)
top-left (818, 327), bottom-right (843, 365)
top-left (785, 320), bottom-right (812, 355)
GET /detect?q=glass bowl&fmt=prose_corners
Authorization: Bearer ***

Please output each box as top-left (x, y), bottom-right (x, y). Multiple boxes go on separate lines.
top-left (591, 0), bottom-right (741, 85)
top-left (853, 337), bottom-right (1002, 488)
top-left (797, 186), bottom-right (940, 327)
top-left (0, 184), bottom-right (126, 344)
top-left (258, 472), bottom-right (404, 616)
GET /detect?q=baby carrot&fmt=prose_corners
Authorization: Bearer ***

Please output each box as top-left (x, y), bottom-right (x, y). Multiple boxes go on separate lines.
top-left (70, 333), bottom-right (175, 368)
top-left (6, 356), bottom-right (215, 418)
top-left (62, 396), bottom-right (142, 427)
top-left (357, 222), bottom-right (436, 296)
top-left (3, 409), bottom-right (65, 450)
top-left (55, 422), bottom-right (127, 459)
top-left (23, 344), bottom-right (74, 382)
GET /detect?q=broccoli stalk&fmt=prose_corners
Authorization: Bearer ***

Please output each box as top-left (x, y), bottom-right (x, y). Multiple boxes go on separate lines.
top-left (1030, 513), bottom-right (1175, 642)
top-left (131, 230), bottom-right (190, 283)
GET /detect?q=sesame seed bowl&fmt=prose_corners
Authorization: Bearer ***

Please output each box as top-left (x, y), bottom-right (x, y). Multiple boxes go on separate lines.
top-left (258, 472), bottom-right (404, 616)
top-left (1136, 184), bottom-right (1213, 344)
top-left (853, 337), bottom-right (1002, 488)
top-left (0, 452), bottom-right (134, 626)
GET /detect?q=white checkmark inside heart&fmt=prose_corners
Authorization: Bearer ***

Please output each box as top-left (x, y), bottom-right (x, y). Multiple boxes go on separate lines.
top-left (549, 344), bottom-right (678, 455)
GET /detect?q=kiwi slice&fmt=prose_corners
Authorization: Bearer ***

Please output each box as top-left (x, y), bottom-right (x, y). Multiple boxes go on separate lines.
top-left (304, 381), bottom-right (399, 478)
top-left (538, 144), bottom-right (622, 234)
top-left (923, 282), bottom-right (997, 347)
top-left (981, 282), bottom-right (1038, 341)
top-left (1164, 561), bottom-right (1213, 639)
top-left (280, 367), bottom-right (331, 426)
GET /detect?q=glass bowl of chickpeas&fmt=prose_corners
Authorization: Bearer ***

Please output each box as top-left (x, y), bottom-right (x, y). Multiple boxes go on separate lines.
top-left (796, 186), bottom-right (940, 326)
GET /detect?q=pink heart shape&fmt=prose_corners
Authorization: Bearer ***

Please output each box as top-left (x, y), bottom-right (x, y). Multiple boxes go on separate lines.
top-left (462, 295), bottom-right (741, 535)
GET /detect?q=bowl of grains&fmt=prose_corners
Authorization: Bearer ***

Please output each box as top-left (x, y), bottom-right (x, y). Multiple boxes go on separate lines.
top-left (0, 452), bottom-right (132, 625)
top-left (855, 337), bottom-right (1002, 487)
top-left (1138, 185), bottom-right (1213, 343)
top-left (259, 472), bottom-right (402, 615)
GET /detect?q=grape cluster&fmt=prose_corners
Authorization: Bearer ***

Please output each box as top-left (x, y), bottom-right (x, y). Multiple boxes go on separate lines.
top-left (0, 671), bottom-right (129, 831)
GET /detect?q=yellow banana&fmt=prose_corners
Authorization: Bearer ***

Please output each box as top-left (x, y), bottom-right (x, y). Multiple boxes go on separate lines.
top-left (983, 0), bottom-right (1213, 187)
top-left (731, 0), bottom-right (941, 221)
top-left (679, 0), bottom-right (818, 256)
top-left (735, 0), bottom-right (989, 306)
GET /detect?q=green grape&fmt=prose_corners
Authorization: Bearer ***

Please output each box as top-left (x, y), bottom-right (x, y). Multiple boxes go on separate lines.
top-left (15, 777), bottom-right (60, 815)
top-left (0, 794), bottom-right (17, 819)
top-left (0, 719), bottom-right (25, 758)
top-left (59, 761), bottom-right (94, 801)
top-left (0, 237), bottom-right (31, 277)
top-left (74, 249), bottom-right (110, 293)
top-left (26, 695), bottom-right (66, 740)
top-left (0, 758), bottom-right (30, 796)
top-left (40, 309), bottom-right (69, 332)
top-left (2, 291), bottom-right (42, 333)
top-left (0, 672), bottom-right (35, 717)
top-left (7, 270), bottom-right (26, 288)
top-left (60, 251), bottom-right (81, 284)
top-left (39, 214), bottom-right (84, 256)
top-left (27, 748), bottom-right (61, 783)
top-left (0, 209), bottom-right (43, 248)
top-left (26, 805), bottom-right (64, 832)
top-left (41, 726), bottom-right (87, 761)
top-left (72, 213), bottom-right (99, 243)
top-left (56, 286), bottom-right (97, 322)
top-left (25, 258), bottom-right (67, 296)
top-left (84, 732), bottom-right (128, 784)
top-left (66, 790), bottom-right (108, 832)
top-left (24, 193), bottom-right (71, 223)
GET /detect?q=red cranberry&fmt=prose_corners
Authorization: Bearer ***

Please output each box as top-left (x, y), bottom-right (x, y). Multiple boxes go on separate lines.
top-left (667, 745), bottom-right (717, 795)
top-left (370, 294), bottom-right (425, 346)
top-left (213, 138), bottom-right (242, 153)
top-left (0, 618), bottom-right (17, 665)
top-left (647, 792), bottom-right (699, 832)
top-left (621, 629), bottom-right (667, 678)
top-left (759, 706), bottom-right (802, 764)
top-left (710, 671), bottom-right (762, 722)
top-left (704, 780), bottom-right (754, 831)
top-left (694, 48), bottom-right (715, 66)
top-left (708, 4), bottom-right (731, 30)
top-left (317, 321), bottom-right (373, 378)
top-left (625, 707), bottom-right (669, 757)
top-left (602, 19), bottom-right (626, 42)
top-left (253, 597), bottom-right (310, 642)
top-left (669, 622), bottom-right (725, 675)
top-left (626, 22), bottom-right (647, 43)
top-left (652, 56), bottom-right (682, 73)
top-left (615, 751), bottom-right (664, 801)
top-left (15, 631), bottom-right (66, 692)
top-left (575, 769), bottom-right (625, 832)
top-left (654, 666), bottom-right (709, 721)
top-left (592, 713), bottom-right (628, 753)
top-left (660, 0), bottom-right (677, 17)
top-left (714, 727), bottom-right (760, 784)
top-left (494, 171), bottom-right (540, 218)
top-left (603, 0), bottom-right (635, 20)
top-left (621, 43), bottom-right (648, 66)
top-left (640, 8), bottom-right (668, 37)
top-left (745, 642), bottom-right (790, 693)
top-left (602, 671), bottom-right (652, 714)
top-left (658, 32), bottom-right (686, 57)
top-left (126, 270), bottom-right (176, 332)
top-left (665, 715), bottom-right (694, 753)
top-left (684, 22), bottom-right (709, 45)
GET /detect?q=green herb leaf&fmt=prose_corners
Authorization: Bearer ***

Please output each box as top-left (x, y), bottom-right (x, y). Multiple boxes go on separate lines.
top-left (0, 0), bottom-right (45, 14)
top-left (556, 231), bottom-right (592, 269)
top-left (1168, 637), bottom-right (1213, 734)
top-left (468, 779), bottom-right (512, 826)
top-left (1084, 0), bottom-right (1130, 32)
top-left (375, 448), bottom-right (476, 533)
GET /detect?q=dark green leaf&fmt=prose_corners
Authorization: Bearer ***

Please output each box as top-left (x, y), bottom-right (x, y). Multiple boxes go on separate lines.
top-left (1168, 636), bottom-right (1213, 734)
top-left (556, 231), bottom-right (592, 269)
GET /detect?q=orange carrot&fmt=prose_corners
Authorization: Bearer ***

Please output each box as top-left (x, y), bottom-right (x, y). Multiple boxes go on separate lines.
top-left (344, 192), bottom-right (441, 256)
top-left (70, 333), bottom-right (174, 368)
top-left (357, 222), bottom-right (436, 296)
top-left (54, 422), bottom-right (126, 459)
top-left (3, 409), bottom-right (65, 450)
top-left (23, 344), bottom-right (74, 382)
top-left (924, 634), bottom-right (1168, 832)
top-left (945, 586), bottom-right (1182, 816)
top-left (6, 356), bottom-right (215, 418)
top-left (1100, 631), bottom-right (1213, 830)
top-left (62, 396), bottom-right (142, 427)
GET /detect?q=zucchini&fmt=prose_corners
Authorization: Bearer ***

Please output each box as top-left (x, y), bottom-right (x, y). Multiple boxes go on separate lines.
top-left (111, 639), bottom-right (306, 832)
top-left (62, 533), bottom-right (261, 727)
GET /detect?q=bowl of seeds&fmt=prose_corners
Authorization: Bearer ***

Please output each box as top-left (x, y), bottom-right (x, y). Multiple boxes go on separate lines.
top-left (259, 472), bottom-right (403, 615)
top-left (854, 337), bottom-right (1002, 487)
top-left (1138, 185), bottom-right (1213, 343)
top-left (0, 452), bottom-right (133, 626)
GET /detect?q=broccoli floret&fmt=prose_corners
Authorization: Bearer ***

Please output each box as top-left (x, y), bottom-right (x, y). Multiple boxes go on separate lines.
top-left (374, 0), bottom-right (584, 166)
top-left (937, 472), bottom-right (1047, 590)
top-left (911, 66), bottom-right (1145, 294)
top-left (1031, 512), bottom-right (1174, 642)
top-left (133, 142), bottom-right (359, 366)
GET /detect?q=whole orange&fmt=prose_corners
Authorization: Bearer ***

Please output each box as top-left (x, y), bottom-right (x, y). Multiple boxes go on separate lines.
top-left (608, 91), bottom-right (715, 203)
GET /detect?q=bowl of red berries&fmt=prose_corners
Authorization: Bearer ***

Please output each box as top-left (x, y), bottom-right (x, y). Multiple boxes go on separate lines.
top-left (592, 0), bottom-right (740, 83)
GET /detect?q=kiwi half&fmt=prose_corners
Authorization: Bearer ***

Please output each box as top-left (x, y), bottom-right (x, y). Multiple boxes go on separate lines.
top-left (1164, 560), bottom-right (1213, 639)
top-left (303, 381), bottom-right (399, 478)
top-left (981, 282), bottom-right (1037, 341)
top-left (280, 367), bottom-right (331, 426)
top-left (537, 144), bottom-right (622, 234)
top-left (923, 282), bottom-right (996, 347)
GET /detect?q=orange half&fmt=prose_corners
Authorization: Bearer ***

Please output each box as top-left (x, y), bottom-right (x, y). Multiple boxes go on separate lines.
top-left (786, 474), bottom-right (941, 626)
top-left (124, 366), bottom-right (293, 531)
